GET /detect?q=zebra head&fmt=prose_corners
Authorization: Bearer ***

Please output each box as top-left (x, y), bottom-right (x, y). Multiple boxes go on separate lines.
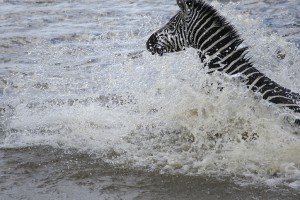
top-left (147, 0), bottom-right (241, 57)
top-left (146, 0), bottom-right (196, 56)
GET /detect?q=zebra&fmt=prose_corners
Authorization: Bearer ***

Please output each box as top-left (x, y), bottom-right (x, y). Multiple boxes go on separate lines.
top-left (146, 0), bottom-right (300, 125)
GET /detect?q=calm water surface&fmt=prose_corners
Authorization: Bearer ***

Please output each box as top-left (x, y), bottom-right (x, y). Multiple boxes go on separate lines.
top-left (1, 0), bottom-right (300, 199)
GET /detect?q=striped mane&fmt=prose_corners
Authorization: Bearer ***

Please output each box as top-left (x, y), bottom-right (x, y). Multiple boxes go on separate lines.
top-left (186, 0), bottom-right (243, 48)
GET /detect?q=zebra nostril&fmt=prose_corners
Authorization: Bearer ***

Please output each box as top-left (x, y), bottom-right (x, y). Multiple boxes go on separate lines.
top-left (146, 34), bottom-right (158, 52)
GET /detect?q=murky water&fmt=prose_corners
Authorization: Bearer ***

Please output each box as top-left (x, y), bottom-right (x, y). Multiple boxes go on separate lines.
top-left (1, 0), bottom-right (300, 199)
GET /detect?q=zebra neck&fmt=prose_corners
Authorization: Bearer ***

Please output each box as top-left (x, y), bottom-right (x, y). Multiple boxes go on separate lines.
top-left (188, 3), bottom-right (300, 111)
top-left (184, 1), bottom-right (250, 70)
top-left (197, 47), bottom-right (252, 75)
top-left (186, 2), bottom-right (257, 75)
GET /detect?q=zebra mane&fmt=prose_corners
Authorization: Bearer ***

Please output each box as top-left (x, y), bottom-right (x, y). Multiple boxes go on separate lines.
top-left (193, 1), bottom-right (244, 45)
top-left (190, 0), bottom-right (252, 63)
top-left (193, 0), bottom-right (237, 33)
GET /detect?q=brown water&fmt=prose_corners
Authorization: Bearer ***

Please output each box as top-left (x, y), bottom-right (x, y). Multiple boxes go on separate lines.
top-left (1, 147), bottom-right (299, 200)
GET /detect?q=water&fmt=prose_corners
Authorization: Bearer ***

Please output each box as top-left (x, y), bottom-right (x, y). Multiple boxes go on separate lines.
top-left (0, 0), bottom-right (300, 199)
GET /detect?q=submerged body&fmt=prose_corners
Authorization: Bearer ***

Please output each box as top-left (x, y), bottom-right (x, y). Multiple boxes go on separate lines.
top-left (146, 0), bottom-right (300, 116)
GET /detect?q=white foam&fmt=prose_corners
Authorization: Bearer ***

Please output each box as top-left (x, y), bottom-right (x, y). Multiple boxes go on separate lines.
top-left (1, 0), bottom-right (300, 191)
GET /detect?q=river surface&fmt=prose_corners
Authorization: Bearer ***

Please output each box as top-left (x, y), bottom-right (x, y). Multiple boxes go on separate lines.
top-left (1, 0), bottom-right (300, 199)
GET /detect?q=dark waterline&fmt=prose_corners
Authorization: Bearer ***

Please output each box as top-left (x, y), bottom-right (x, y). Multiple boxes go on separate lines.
top-left (1, 147), bottom-right (299, 200)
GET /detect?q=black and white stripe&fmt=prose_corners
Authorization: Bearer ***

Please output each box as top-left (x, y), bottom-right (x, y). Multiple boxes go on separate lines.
top-left (146, 0), bottom-right (300, 117)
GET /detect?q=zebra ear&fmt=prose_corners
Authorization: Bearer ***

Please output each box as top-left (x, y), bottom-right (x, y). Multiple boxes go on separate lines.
top-left (177, 0), bottom-right (188, 12)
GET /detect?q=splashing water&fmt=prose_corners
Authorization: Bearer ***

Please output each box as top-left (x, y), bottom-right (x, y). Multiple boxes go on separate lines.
top-left (1, 0), bottom-right (300, 197)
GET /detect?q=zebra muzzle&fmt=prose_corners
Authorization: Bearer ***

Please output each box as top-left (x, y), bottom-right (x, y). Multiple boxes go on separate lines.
top-left (146, 34), bottom-right (165, 56)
